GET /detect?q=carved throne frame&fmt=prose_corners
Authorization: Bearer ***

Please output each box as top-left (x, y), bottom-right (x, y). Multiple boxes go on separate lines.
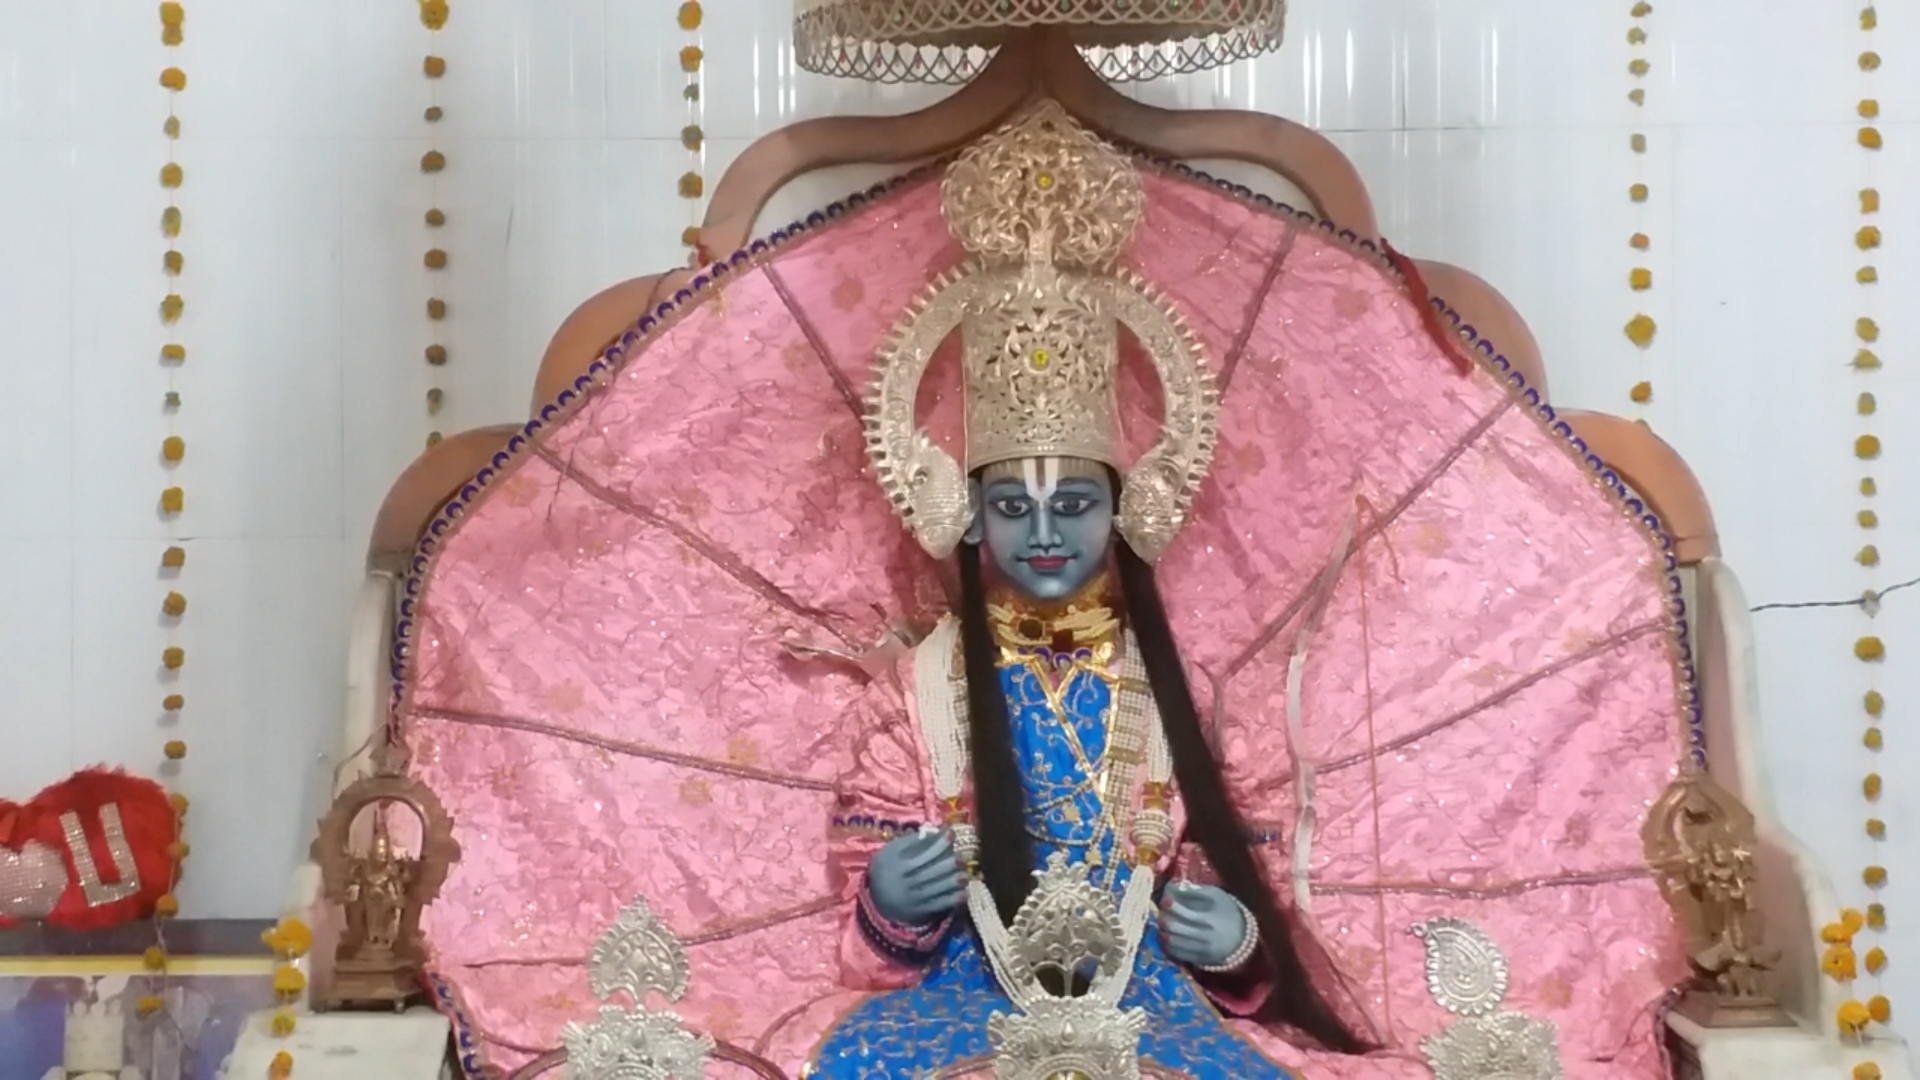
top-left (326, 26), bottom-right (1884, 1080)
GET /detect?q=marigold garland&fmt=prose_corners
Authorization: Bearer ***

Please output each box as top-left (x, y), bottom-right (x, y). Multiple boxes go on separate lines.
top-left (1845, 11), bottom-right (1890, 1063)
top-left (148, 1), bottom-right (193, 1036)
top-left (1623, 1), bottom-right (1657, 407)
top-left (680, 3), bottom-right (706, 265)
top-left (419, 0), bottom-right (450, 450)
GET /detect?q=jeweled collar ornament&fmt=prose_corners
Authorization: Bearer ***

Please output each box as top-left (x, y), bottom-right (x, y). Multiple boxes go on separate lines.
top-left (987, 573), bottom-right (1120, 650)
top-left (865, 102), bottom-right (1220, 562)
top-left (562, 896), bottom-right (714, 1080)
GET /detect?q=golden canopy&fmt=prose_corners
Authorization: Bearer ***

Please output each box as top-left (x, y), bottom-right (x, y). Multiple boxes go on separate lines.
top-left (793, 0), bottom-right (1285, 83)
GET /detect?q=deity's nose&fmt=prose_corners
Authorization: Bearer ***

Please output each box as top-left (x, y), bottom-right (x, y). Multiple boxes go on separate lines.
top-left (1029, 505), bottom-right (1062, 550)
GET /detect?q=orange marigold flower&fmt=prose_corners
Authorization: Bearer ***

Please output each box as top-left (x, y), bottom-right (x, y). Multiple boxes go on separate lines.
top-left (1867, 947), bottom-right (1888, 974)
top-left (1870, 995), bottom-right (1891, 1022)
top-left (136, 994), bottom-right (164, 1017)
top-left (1839, 998), bottom-right (1872, 1034)
top-left (160, 67), bottom-right (187, 91)
top-left (155, 894), bottom-right (180, 917)
top-left (1825, 944), bottom-right (1859, 980)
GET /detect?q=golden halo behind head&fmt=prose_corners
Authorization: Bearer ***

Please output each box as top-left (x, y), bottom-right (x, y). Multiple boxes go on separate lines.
top-left (793, 0), bottom-right (1287, 84)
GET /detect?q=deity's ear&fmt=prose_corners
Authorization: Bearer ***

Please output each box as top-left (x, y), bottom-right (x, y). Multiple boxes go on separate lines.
top-left (962, 475), bottom-right (985, 546)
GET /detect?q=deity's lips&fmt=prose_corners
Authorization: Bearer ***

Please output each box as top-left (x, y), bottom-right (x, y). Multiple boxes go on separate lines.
top-left (1022, 555), bottom-right (1071, 571)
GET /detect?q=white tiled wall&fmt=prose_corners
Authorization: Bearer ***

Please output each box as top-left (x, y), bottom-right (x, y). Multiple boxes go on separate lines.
top-left (0, 0), bottom-right (1912, 1015)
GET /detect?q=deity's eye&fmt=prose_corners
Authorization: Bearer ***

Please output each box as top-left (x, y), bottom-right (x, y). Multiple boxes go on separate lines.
top-left (990, 496), bottom-right (1033, 518)
top-left (1052, 496), bottom-right (1093, 516)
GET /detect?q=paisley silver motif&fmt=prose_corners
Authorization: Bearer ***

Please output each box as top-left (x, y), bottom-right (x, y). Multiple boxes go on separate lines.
top-left (987, 996), bottom-right (1149, 1080)
top-left (865, 102), bottom-right (1219, 563)
top-left (1409, 918), bottom-right (1563, 1080)
top-left (564, 897), bottom-right (711, 1080)
top-left (589, 896), bottom-right (691, 1005)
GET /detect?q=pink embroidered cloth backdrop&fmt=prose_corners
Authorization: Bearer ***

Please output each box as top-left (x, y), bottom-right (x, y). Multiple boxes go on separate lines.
top-left (396, 169), bottom-right (1689, 1078)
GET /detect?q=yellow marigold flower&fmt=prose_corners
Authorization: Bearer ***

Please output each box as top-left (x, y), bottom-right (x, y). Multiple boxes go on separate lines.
top-left (161, 591), bottom-right (186, 616)
top-left (1629, 182), bottom-right (1649, 202)
top-left (163, 115), bottom-right (180, 138)
top-left (1868, 818), bottom-right (1887, 838)
top-left (1859, 392), bottom-right (1878, 416)
top-left (273, 964), bottom-right (307, 996)
top-left (681, 124), bottom-right (704, 151)
top-left (427, 387), bottom-right (443, 414)
top-left (1866, 690), bottom-right (1885, 715)
top-left (1628, 58), bottom-right (1650, 76)
top-left (679, 172), bottom-right (705, 199)
top-left (1861, 187), bottom-right (1880, 213)
top-left (1865, 727), bottom-right (1884, 749)
top-left (1628, 88), bottom-right (1645, 106)
top-left (1839, 998), bottom-right (1872, 1034)
top-left (681, 226), bottom-right (701, 248)
top-left (425, 208), bottom-right (445, 227)
top-left (424, 249), bottom-right (447, 269)
top-left (1858, 225), bottom-right (1882, 250)
top-left (160, 163), bottom-right (182, 187)
top-left (160, 295), bottom-right (184, 322)
top-left (161, 343), bottom-right (185, 364)
top-left (678, 1), bottom-right (703, 30)
top-left (1859, 266), bottom-right (1879, 284)
top-left (162, 546), bottom-right (187, 568)
top-left (1869, 903), bottom-right (1887, 928)
top-left (1863, 6), bottom-right (1879, 30)
top-left (1858, 637), bottom-right (1886, 662)
top-left (1859, 545), bottom-right (1881, 567)
top-left (168, 792), bottom-right (189, 814)
top-left (161, 487), bottom-right (185, 514)
top-left (136, 994), bottom-right (164, 1017)
top-left (1867, 947), bottom-right (1888, 973)
top-left (1824, 921), bottom-right (1857, 943)
top-left (421, 150), bottom-right (446, 173)
top-left (1865, 772), bottom-right (1884, 798)
top-left (1862, 477), bottom-right (1879, 497)
top-left (161, 437), bottom-right (185, 464)
top-left (1858, 317), bottom-right (1880, 342)
top-left (1630, 382), bottom-right (1653, 404)
top-left (164, 250), bottom-right (183, 274)
top-left (1624, 314), bottom-right (1657, 347)
top-left (1630, 232), bottom-right (1650, 250)
top-left (143, 945), bottom-right (167, 971)
top-left (263, 917), bottom-right (315, 958)
top-left (425, 344), bottom-right (448, 366)
top-left (1870, 995), bottom-right (1891, 1022)
top-left (427, 430), bottom-right (443, 448)
top-left (155, 893), bottom-right (180, 917)
top-left (160, 2), bottom-right (185, 26)
top-left (270, 1051), bottom-right (293, 1079)
top-left (419, 0), bottom-right (449, 30)
top-left (164, 739), bottom-right (186, 759)
top-left (1627, 27), bottom-right (1646, 45)
top-left (1826, 944), bottom-right (1859, 980)
top-left (272, 1009), bottom-right (297, 1037)
top-left (1861, 51), bottom-right (1882, 71)
top-left (1861, 98), bottom-right (1881, 119)
top-left (160, 67), bottom-right (187, 91)
top-left (163, 693), bottom-right (183, 710)
top-left (167, 840), bottom-right (189, 860)
top-left (162, 206), bottom-right (181, 236)
top-left (1630, 267), bottom-right (1652, 290)
top-left (1865, 865), bottom-right (1889, 887)
top-left (427, 298), bottom-right (446, 319)
top-left (1845, 908), bottom-right (1868, 933)
top-left (1631, 1), bottom-right (1652, 14)
top-left (1857, 1063), bottom-right (1884, 1080)
top-left (1854, 348), bottom-right (1881, 370)
top-left (425, 105), bottom-right (443, 122)
top-left (1857, 434), bottom-right (1882, 459)
top-left (680, 46), bottom-right (703, 72)
top-left (1860, 127), bottom-right (1884, 150)
top-left (423, 55), bottom-right (446, 78)
top-left (1860, 511), bottom-right (1880, 530)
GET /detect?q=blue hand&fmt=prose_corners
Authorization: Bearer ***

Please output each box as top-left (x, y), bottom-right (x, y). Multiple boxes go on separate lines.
top-left (868, 830), bottom-right (966, 926)
top-left (1161, 883), bottom-right (1251, 968)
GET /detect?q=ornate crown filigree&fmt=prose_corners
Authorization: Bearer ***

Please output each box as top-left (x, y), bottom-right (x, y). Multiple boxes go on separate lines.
top-left (589, 896), bottom-right (691, 1005)
top-left (865, 103), bottom-right (1219, 562)
top-left (793, 0), bottom-right (1288, 85)
top-left (1007, 851), bottom-right (1126, 989)
top-left (1409, 918), bottom-right (1564, 1080)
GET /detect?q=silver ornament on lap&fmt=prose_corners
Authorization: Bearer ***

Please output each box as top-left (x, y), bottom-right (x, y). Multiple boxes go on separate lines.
top-left (984, 853), bottom-right (1151, 1080)
top-left (562, 896), bottom-right (714, 1080)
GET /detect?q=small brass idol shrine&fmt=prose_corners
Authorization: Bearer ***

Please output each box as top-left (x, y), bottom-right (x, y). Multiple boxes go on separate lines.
top-left (309, 745), bottom-right (459, 1011)
top-left (1641, 770), bottom-right (1791, 1028)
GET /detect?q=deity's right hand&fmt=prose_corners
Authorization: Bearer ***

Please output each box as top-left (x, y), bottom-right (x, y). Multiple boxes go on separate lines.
top-left (867, 830), bottom-right (966, 926)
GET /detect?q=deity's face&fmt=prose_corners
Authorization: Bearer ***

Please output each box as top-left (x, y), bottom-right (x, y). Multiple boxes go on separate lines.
top-left (970, 457), bottom-right (1115, 601)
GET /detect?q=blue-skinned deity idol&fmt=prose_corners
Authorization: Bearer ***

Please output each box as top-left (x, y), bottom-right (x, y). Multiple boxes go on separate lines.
top-left (808, 105), bottom-right (1364, 1080)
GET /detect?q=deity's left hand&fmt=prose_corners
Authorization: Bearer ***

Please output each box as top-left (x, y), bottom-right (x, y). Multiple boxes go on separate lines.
top-left (1160, 882), bottom-right (1252, 970)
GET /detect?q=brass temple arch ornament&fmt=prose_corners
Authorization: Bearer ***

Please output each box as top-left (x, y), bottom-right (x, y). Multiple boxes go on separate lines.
top-left (864, 102), bottom-right (1220, 562)
top-left (794, 0), bottom-right (1287, 84)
